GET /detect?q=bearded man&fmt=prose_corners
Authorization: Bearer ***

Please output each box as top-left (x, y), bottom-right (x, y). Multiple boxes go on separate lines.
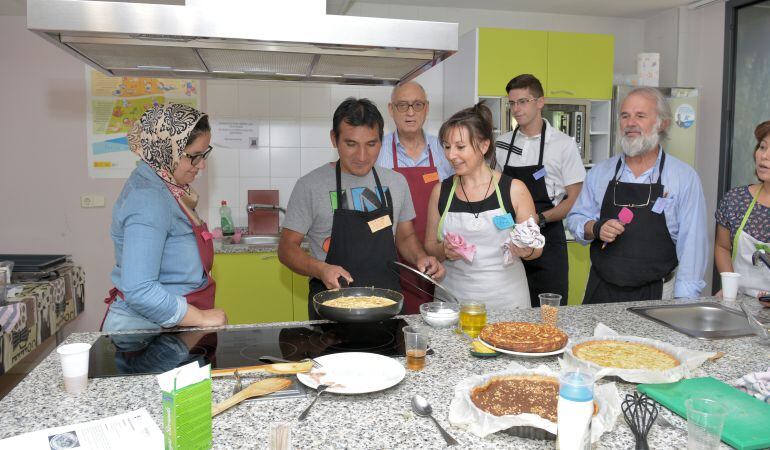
top-left (566, 87), bottom-right (708, 303)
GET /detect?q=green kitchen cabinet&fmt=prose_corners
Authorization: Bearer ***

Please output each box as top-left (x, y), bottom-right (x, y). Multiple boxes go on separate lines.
top-left (477, 28), bottom-right (548, 97)
top-left (213, 253), bottom-right (303, 324)
top-left (567, 241), bottom-right (591, 305)
top-left (292, 272), bottom-right (310, 322)
top-left (546, 32), bottom-right (614, 100)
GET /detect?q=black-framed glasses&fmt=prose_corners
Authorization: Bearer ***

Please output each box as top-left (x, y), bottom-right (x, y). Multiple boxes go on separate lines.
top-left (508, 97), bottom-right (540, 108)
top-left (612, 180), bottom-right (652, 208)
top-left (394, 101), bottom-right (427, 113)
top-left (181, 145), bottom-right (213, 166)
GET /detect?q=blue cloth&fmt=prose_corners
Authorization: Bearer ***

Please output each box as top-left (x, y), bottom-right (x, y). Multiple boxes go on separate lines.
top-left (108, 162), bottom-right (206, 329)
top-left (377, 131), bottom-right (454, 181)
top-left (566, 148), bottom-right (709, 298)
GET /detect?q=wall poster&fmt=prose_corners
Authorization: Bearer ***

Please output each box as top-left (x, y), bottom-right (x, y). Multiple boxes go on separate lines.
top-left (85, 68), bottom-right (200, 178)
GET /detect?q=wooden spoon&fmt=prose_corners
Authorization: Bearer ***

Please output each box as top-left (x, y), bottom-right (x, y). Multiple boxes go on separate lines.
top-left (211, 378), bottom-right (292, 417)
top-left (211, 361), bottom-right (313, 378)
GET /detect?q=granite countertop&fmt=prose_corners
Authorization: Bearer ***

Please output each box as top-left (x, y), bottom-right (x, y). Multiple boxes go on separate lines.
top-left (1, 297), bottom-right (767, 449)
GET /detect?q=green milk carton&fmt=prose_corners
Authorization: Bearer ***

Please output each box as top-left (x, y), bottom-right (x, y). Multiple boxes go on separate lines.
top-left (158, 362), bottom-right (212, 450)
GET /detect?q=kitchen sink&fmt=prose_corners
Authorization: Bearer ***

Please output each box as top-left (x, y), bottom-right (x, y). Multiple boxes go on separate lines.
top-left (628, 302), bottom-right (754, 339)
top-left (237, 235), bottom-right (281, 246)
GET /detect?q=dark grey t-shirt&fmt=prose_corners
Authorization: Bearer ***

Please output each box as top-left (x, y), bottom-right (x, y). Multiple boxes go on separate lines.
top-left (283, 163), bottom-right (416, 261)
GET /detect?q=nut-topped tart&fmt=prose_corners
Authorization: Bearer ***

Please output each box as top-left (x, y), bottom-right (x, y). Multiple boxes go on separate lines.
top-left (471, 375), bottom-right (559, 421)
top-left (480, 322), bottom-right (568, 353)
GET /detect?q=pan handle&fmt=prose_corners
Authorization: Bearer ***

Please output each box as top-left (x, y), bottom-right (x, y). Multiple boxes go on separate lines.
top-left (389, 261), bottom-right (459, 304)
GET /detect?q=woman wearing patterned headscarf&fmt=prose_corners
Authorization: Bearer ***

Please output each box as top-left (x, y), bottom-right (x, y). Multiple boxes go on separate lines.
top-left (101, 104), bottom-right (228, 331)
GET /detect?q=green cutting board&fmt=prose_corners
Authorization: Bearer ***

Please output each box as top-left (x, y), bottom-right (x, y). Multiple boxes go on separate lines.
top-left (638, 377), bottom-right (770, 450)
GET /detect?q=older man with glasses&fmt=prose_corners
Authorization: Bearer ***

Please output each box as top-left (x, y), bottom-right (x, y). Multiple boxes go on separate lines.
top-left (566, 87), bottom-right (708, 304)
top-left (376, 81), bottom-right (454, 313)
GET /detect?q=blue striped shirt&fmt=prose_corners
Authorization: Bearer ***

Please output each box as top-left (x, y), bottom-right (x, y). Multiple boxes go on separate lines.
top-left (377, 131), bottom-right (454, 181)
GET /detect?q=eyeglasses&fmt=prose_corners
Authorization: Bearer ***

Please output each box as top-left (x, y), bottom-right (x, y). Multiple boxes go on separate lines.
top-left (508, 97), bottom-right (540, 108)
top-left (393, 101), bottom-right (427, 113)
top-left (181, 146), bottom-right (213, 166)
top-left (612, 180), bottom-right (652, 208)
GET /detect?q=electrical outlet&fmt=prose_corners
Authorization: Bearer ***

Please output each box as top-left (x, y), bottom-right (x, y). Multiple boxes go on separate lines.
top-left (80, 194), bottom-right (105, 208)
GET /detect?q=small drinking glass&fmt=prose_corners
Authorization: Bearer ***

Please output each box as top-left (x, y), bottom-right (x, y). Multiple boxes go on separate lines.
top-left (458, 301), bottom-right (487, 338)
top-left (538, 293), bottom-right (562, 326)
top-left (403, 326), bottom-right (429, 371)
top-left (685, 398), bottom-right (727, 450)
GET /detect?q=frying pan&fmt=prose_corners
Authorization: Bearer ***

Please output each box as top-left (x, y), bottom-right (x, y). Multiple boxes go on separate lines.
top-left (313, 284), bottom-right (403, 323)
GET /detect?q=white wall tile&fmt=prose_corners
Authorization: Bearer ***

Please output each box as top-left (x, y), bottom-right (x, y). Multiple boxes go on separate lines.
top-left (206, 81), bottom-right (238, 117)
top-left (207, 147), bottom-right (239, 177)
top-left (300, 147), bottom-right (337, 176)
top-left (300, 118), bottom-right (331, 147)
top-left (270, 177), bottom-right (300, 210)
top-left (270, 120), bottom-right (301, 147)
top-left (270, 147), bottom-right (301, 178)
top-left (208, 176), bottom-right (239, 211)
top-left (330, 85), bottom-right (360, 115)
top-left (237, 81), bottom-right (270, 117)
top-left (269, 85), bottom-right (301, 118)
top-left (239, 147), bottom-right (270, 177)
top-left (300, 86), bottom-right (331, 118)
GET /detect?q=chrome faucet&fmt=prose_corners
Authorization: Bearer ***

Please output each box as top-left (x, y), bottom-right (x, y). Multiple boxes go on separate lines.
top-left (246, 203), bottom-right (286, 214)
top-left (753, 250), bottom-right (770, 270)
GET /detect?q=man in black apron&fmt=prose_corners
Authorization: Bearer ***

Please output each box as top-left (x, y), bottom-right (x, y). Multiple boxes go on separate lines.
top-left (566, 87), bottom-right (708, 303)
top-left (278, 98), bottom-right (445, 319)
top-left (495, 74), bottom-right (586, 306)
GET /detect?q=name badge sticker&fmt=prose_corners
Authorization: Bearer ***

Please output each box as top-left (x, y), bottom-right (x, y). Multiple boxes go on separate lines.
top-left (422, 172), bottom-right (439, 184)
top-left (532, 167), bottom-right (547, 181)
top-left (492, 213), bottom-right (514, 230)
top-left (368, 214), bottom-right (393, 233)
top-left (651, 197), bottom-right (669, 214)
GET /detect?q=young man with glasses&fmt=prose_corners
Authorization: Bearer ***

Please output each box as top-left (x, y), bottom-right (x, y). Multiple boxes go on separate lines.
top-left (494, 74), bottom-right (586, 307)
top-left (566, 87), bottom-right (708, 303)
top-left (376, 81), bottom-right (454, 313)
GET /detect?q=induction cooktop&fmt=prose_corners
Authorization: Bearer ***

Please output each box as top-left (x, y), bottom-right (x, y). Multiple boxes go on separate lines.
top-left (89, 319), bottom-right (408, 378)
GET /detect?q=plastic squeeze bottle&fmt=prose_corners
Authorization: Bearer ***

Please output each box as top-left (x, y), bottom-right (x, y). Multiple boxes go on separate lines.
top-left (220, 200), bottom-right (235, 236)
top-left (556, 371), bottom-right (594, 450)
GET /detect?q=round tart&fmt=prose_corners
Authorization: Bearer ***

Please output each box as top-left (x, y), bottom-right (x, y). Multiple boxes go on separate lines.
top-left (480, 322), bottom-right (568, 353)
top-left (571, 339), bottom-right (680, 370)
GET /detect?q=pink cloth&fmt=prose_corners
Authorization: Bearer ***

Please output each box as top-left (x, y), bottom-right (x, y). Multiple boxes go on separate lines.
top-left (444, 232), bottom-right (476, 263)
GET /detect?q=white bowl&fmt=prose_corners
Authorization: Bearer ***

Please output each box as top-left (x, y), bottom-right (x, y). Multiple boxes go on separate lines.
top-left (420, 302), bottom-right (460, 328)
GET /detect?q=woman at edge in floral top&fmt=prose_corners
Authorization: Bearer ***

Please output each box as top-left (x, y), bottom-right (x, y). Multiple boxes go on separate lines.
top-left (714, 121), bottom-right (770, 304)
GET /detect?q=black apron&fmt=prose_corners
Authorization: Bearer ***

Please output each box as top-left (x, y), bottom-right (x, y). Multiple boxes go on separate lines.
top-left (307, 162), bottom-right (401, 319)
top-left (502, 120), bottom-right (568, 307)
top-left (583, 152), bottom-right (678, 304)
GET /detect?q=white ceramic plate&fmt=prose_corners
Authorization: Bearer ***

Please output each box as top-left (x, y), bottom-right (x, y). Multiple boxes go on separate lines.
top-left (296, 352), bottom-right (406, 394)
top-left (479, 338), bottom-right (569, 357)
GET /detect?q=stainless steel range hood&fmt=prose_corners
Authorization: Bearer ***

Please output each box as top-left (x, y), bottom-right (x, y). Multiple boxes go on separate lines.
top-left (27, 0), bottom-right (458, 85)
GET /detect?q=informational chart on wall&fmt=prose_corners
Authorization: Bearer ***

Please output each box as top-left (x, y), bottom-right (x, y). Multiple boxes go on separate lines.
top-left (85, 68), bottom-right (200, 178)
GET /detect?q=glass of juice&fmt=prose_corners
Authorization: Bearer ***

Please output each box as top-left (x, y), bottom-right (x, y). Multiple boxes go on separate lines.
top-left (458, 301), bottom-right (487, 338)
top-left (402, 326), bottom-right (429, 371)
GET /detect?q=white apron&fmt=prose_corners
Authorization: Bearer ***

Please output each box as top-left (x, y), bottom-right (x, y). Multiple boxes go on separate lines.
top-left (438, 177), bottom-right (530, 310)
top-left (732, 185), bottom-right (770, 297)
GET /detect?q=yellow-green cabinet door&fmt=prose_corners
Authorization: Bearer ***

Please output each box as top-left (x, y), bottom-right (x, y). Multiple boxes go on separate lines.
top-left (546, 32), bottom-right (614, 100)
top-left (292, 272), bottom-right (310, 322)
top-left (212, 253), bottom-right (294, 324)
top-left (567, 241), bottom-right (591, 306)
top-left (477, 28), bottom-right (548, 97)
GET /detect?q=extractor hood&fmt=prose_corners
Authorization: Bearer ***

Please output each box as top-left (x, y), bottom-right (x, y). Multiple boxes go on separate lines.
top-left (26, 0), bottom-right (458, 85)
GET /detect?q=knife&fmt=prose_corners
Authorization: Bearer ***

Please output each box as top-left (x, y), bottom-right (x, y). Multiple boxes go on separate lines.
top-left (211, 361), bottom-right (313, 378)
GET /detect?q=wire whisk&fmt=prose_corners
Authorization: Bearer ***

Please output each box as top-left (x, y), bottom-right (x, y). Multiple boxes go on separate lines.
top-left (621, 391), bottom-right (658, 450)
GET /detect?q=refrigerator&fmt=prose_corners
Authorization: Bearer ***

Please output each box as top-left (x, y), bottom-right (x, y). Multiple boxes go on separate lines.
top-left (611, 85), bottom-right (699, 167)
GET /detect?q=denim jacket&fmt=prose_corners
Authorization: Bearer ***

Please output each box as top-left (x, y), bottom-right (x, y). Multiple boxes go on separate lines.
top-left (109, 162), bottom-right (206, 327)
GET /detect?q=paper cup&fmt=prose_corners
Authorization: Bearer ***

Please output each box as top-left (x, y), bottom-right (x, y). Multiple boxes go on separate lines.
top-left (57, 343), bottom-right (91, 394)
top-left (719, 272), bottom-right (741, 301)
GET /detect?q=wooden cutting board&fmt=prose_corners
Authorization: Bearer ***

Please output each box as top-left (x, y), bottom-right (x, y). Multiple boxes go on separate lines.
top-left (639, 377), bottom-right (770, 450)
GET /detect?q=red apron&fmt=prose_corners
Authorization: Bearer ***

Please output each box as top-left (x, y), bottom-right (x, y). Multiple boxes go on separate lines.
top-left (391, 138), bottom-right (440, 314)
top-left (100, 198), bottom-right (216, 331)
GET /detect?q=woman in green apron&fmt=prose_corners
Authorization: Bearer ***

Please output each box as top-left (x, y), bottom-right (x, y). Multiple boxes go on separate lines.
top-left (714, 121), bottom-right (770, 303)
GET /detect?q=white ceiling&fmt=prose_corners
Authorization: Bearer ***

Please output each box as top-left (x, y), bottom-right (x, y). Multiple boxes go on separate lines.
top-left (1, 0), bottom-right (703, 18)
